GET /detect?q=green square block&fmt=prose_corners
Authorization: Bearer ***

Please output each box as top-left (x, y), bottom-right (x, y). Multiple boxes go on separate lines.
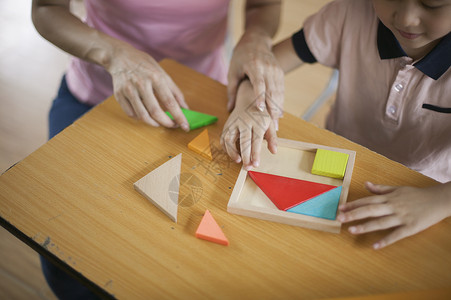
top-left (311, 149), bottom-right (349, 179)
top-left (166, 108), bottom-right (218, 130)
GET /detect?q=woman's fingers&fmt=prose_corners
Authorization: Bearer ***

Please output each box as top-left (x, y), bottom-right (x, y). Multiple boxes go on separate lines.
top-left (110, 50), bottom-right (190, 129)
top-left (121, 85), bottom-right (159, 126)
top-left (167, 76), bottom-right (189, 109)
top-left (152, 81), bottom-right (189, 131)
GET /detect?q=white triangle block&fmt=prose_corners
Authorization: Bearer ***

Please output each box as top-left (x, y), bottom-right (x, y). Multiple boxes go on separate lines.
top-left (134, 154), bottom-right (182, 222)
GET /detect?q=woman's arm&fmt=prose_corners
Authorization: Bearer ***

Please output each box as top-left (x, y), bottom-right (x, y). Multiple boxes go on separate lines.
top-left (228, 0), bottom-right (284, 129)
top-left (32, 0), bottom-right (189, 131)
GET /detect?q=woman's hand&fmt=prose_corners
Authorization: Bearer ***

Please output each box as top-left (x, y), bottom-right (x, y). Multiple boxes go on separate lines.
top-left (228, 32), bottom-right (284, 131)
top-left (108, 45), bottom-right (190, 131)
top-left (228, 0), bottom-right (283, 130)
top-left (337, 181), bottom-right (451, 249)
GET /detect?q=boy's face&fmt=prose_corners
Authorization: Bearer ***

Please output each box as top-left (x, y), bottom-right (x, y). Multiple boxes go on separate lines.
top-left (372, 0), bottom-right (451, 59)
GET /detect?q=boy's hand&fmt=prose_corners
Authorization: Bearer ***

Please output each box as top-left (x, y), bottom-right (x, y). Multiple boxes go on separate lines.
top-left (221, 80), bottom-right (278, 170)
top-left (337, 181), bottom-right (451, 249)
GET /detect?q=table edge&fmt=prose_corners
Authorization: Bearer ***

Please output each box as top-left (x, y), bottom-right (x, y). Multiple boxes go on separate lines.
top-left (0, 215), bottom-right (115, 299)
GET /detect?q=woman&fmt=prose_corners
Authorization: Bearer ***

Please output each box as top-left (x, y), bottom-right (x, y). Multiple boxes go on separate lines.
top-left (32, 0), bottom-right (283, 298)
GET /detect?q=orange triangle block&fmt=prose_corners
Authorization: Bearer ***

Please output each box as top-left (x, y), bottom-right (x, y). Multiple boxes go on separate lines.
top-left (195, 210), bottom-right (229, 246)
top-left (188, 129), bottom-right (212, 160)
top-left (248, 171), bottom-right (337, 211)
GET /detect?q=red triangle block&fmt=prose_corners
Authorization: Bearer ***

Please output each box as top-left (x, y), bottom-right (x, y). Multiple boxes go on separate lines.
top-left (248, 171), bottom-right (337, 211)
top-left (195, 210), bottom-right (229, 246)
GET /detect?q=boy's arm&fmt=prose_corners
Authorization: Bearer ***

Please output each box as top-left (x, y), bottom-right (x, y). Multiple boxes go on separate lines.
top-left (32, 0), bottom-right (189, 131)
top-left (338, 181), bottom-right (451, 249)
top-left (273, 38), bottom-right (304, 73)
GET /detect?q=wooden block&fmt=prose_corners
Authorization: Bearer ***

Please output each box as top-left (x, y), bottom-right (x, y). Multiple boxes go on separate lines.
top-left (187, 129), bottom-right (212, 160)
top-left (166, 108), bottom-right (218, 130)
top-left (311, 149), bottom-right (349, 179)
top-left (196, 210), bottom-right (229, 246)
top-left (134, 154), bottom-right (182, 222)
top-left (227, 139), bottom-right (356, 233)
top-left (248, 171), bottom-right (336, 211)
top-left (287, 186), bottom-right (342, 220)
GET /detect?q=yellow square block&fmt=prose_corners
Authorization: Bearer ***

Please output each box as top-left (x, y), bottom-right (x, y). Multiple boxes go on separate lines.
top-left (311, 149), bottom-right (349, 179)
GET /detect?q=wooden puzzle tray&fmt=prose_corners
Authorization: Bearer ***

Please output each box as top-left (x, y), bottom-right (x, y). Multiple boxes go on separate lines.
top-left (227, 138), bottom-right (356, 233)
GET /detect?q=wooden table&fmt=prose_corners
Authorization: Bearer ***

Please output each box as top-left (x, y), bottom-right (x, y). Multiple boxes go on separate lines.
top-left (1, 60), bottom-right (450, 299)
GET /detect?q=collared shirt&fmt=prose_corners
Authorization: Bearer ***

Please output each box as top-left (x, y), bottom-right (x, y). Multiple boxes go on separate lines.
top-left (66, 0), bottom-right (229, 106)
top-left (292, 0), bottom-right (451, 182)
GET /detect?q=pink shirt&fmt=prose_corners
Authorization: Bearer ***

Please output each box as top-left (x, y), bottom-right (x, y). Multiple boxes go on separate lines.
top-left (292, 0), bottom-right (451, 182)
top-left (66, 0), bottom-right (229, 106)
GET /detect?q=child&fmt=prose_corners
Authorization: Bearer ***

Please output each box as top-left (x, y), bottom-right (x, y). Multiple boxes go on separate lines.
top-left (221, 0), bottom-right (451, 249)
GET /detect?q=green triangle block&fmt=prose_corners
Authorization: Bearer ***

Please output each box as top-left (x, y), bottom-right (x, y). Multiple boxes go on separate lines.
top-left (287, 186), bottom-right (342, 220)
top-left (166, 108), bottom-right (218, 130)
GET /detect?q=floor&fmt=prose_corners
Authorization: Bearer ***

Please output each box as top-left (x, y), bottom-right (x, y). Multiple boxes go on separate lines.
top-left (0, 0), bottom-right (332, 298)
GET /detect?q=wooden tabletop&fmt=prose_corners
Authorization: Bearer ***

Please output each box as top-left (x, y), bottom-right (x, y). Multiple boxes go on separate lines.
top-left (1, 59), bottom-right (450, 299)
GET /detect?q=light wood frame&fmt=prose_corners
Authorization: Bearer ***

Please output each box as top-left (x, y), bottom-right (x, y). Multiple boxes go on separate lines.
top-left (227, 138), bottom-right (356, 233)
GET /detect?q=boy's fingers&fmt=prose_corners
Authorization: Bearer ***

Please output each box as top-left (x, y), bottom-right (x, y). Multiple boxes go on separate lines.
top-left (365, 181), bottom-right (398, 195)
top-left (240, 126), bottom-right (252, 170)
top-left (274, 119), bottom-right (279, 131)
top-left (338, 195), bottom-right (387, 212)
top-left (223, 129), bottom-right (241, 163)
top-left (348, 215), bottom-right (401, 235)
top-left (250, 128), bottom-right (263, 168)
top-left (337, 203), bottom-right (393, 223)
top-left (264, 122), bottom-right (278, 154)
top-left (373, 226), bottom-right (413, 250)
top-left (340, 182), bottom-right (398, 213)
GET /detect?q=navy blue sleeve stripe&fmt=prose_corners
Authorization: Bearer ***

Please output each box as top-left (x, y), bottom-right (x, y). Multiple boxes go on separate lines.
top-left (422, 104), bottom-right (451, 114)
top-left (291, 29), bottom-right (317, 64)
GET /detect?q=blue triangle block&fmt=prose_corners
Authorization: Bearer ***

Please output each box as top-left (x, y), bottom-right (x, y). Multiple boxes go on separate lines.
top-left (286, 186), bottom-right (342, 220)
